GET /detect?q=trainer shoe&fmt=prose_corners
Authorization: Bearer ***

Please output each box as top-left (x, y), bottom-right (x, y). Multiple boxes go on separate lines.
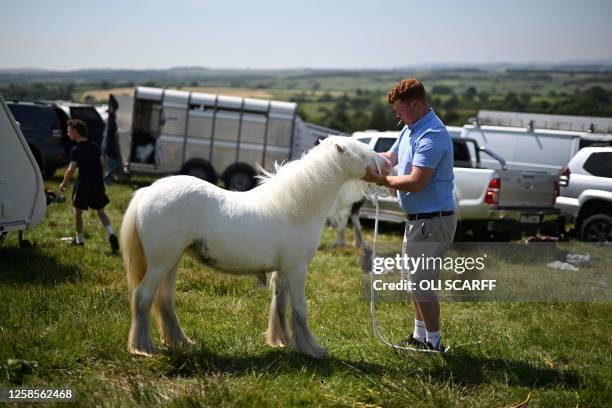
top-left (399, 335), bottom-right (427, 348)
top-left (426, 339), bottom-right (446, 353)
top-left (109, 234), bottom-right (119, 254)
top-left (69, 238), bottom-right (84, 247)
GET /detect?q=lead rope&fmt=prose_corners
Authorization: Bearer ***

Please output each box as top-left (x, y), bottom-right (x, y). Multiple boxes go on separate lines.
top-left (368, 160), bottom-right (446, 353)
top-left (369, 187), bottom-right (445, 353)
top-left (368, 161), bottom-right (483, 353)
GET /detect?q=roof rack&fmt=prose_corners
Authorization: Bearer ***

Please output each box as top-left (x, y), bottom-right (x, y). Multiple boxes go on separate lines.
top-left (475, 110), bottom-right (612, 134)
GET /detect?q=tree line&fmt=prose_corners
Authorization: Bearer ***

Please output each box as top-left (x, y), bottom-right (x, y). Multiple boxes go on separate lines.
top-left (293, 85), bottom-right (612, 133)
top-left (1, 81), bottom-right (610, 133)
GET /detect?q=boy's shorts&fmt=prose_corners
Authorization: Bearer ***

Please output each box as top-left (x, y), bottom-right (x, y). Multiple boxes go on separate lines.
top-left (402, 214), bottom-right (457, 292)
top-left (72, 183), bottom-right (110, 210)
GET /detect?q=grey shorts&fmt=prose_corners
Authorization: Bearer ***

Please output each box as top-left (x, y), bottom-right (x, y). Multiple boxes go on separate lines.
top-left (402, 214), bottom-right (457, 289)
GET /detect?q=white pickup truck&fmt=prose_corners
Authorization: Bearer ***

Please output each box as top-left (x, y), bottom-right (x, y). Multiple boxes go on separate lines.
top-left (354, 131), bottom-right (561, 240)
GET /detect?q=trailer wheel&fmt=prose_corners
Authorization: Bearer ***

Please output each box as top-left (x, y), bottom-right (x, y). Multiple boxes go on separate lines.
top-left (181, 161), bottom-right (217, 184)
top-left (580, 214), bottom-right (612, 242)
top-left (224, 168), bottom-right (255, 191)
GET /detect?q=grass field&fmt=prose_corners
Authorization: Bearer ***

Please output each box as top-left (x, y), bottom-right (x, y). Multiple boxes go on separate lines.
top-left (1, 174), bottom-right (610, 407)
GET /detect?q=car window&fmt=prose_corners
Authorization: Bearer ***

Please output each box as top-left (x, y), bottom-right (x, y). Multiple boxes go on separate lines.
top-left (453, 141), bottom-right (473, 167)
top-left (583, 152), bottom-right (612, 178)
top-left (579, 139), bottom-right (612, 149)
top-left (373, 137), bottom-right (396, 153)
top-left (8, 104), bottom-right (46, 128)
top-left (43, 107), bottom-right (61, 130)
top-left (70, 107), bottom-right (104, 127)
top-left (356, 137), bottom-right (370, 145)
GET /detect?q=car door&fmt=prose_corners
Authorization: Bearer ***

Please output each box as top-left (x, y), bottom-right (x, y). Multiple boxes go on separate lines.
top-left (70, 106), bottom-right (105, 145)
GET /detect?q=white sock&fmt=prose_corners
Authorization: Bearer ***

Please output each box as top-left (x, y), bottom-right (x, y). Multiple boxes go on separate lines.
top-left (413, 320), bottom-right (426, 341)
top-left (76, 233), bottom-right (84, 244)
top-left (105, 225), bottom-right (114, 236)
top-left (426, 330), bottom-right (441, 346)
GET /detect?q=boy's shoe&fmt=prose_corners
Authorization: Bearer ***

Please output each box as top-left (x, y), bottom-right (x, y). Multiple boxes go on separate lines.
top-left (109, 234), bottom-right (119, 253)
top-left (399, 335), bottom-right (427, 348)
top-left (426, 339), bottom-right (446, 353)
top-left (69, 238), bottom-right (84, 247)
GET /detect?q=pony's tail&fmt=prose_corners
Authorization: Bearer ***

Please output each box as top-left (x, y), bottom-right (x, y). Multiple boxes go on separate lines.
top-left (121, 189), bottom-right (147, 291)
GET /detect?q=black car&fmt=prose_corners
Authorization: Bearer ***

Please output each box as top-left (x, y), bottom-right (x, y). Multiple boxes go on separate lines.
top-left (7, 101), bottom-right (69, 177)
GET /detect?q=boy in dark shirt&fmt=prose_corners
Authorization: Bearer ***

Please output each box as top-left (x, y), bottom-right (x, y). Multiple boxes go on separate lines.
top-left (59, 119), bottom-right (119, 253)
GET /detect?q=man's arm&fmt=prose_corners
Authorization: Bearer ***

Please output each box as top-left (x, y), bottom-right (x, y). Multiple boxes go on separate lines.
top-left (381, 150), bottom-right (398, 167)
top-left (363, 165), bottom-right (433, 193)
top-left (59, 161), bottom-right (77, 192)
top-left (367, 131), bottom-right (444, 193)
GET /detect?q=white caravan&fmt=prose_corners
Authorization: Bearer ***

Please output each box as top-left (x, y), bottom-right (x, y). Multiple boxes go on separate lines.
top-left (0, 94), bottom-right (46, 246)
top-left (114, 87), bottom-right (342, 190)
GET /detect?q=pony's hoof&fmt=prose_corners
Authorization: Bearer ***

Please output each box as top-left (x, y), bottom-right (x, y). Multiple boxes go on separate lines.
top-left (128, 344), bottom-right (161, 357)
top-left (162, 337), bottom-right (195, 349)
top-left (309, 346), bottom-right (329, 359)
top-left (297, 344), bottom-right (328, 359)
top-left (180, 338), bottom-right (196, 348)
top-left (266, 338), bottom-right (289, 348)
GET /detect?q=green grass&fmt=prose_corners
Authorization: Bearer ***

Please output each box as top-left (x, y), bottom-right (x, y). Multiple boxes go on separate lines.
top-left (1, 174), bottom-right (610, 407)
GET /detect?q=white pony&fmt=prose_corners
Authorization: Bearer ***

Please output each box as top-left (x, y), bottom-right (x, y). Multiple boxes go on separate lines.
top-left (120, 136), bottom-right (387, 358)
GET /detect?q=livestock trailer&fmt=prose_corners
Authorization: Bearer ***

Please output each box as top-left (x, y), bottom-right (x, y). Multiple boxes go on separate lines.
top-left (114, 87), bottom-right (343, 190)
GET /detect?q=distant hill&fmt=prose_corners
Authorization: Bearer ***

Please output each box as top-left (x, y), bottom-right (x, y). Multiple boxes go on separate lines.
top-left (1, 63), bottom-right (611, 87)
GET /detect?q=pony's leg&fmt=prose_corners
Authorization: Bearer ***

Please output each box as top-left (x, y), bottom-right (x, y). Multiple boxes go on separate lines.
top-left (351, 213), bottom-right (364, 249)
top-left (255, 272), bottom-right (267, 290)
top-left (287, 267), bottom-right (328, 358)
top-left (333, 218), bottom-right (348, 247)
top-left (129, 263), bottom-right (169, 356)
top-left (153, 262), bottom-right (193, 348)
top-left (266, 272), bottom-right (290, 347)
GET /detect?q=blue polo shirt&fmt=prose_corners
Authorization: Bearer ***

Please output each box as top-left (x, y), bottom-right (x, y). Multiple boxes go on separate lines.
top-left (389, 110), bottom-right (455, 214)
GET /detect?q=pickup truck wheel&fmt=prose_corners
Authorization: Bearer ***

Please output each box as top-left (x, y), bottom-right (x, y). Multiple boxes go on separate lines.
top-left (580, 214), bottom-right (612, 242)
top-left (225, 169), bottom-right (255, 191)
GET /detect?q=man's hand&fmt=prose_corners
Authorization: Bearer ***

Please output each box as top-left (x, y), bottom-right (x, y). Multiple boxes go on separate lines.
top-left (362, 166), bottom-right (381, 184)
top-left (380, 158), bottom-right (393, 177)
top-left (362, 154), bottom-right (393, 184)
top-left (59, 161), bottom-right (77, 193)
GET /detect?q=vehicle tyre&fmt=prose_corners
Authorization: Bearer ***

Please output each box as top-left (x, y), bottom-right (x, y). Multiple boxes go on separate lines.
top-left (580, 214), bottom-right (612, 243)
top-left (181, 162), bottom-right (217, 184)
top-left (225, 169), bottom-right (255, 191)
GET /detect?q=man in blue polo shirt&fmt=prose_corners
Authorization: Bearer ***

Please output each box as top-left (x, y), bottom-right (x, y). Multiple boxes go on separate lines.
top-left (363, 78), bottom-right (456, 352)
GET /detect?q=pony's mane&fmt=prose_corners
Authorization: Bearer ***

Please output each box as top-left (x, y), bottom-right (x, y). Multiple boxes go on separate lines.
top-left (251, 137), bottom-right (362, 223)
top-left (255, 139), bottom-right (332, 185)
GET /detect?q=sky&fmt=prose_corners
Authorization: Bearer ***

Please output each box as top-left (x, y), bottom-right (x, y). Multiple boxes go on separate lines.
top-left (1, 0), bottom-right (611, 70)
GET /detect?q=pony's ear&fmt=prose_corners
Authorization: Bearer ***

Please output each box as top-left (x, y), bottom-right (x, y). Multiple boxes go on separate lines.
top-left (335, 144), bottom-right (345, 153)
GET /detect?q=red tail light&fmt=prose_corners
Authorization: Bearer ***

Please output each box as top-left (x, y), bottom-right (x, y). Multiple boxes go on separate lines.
top-left (559, 165), bottom-right (570, 187)
top-left (553, 180), bottom-right (560, 206)
top-left (485, 177), bottom-right (501, 205)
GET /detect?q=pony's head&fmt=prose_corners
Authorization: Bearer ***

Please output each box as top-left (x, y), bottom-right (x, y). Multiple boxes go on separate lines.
top-left (316, 136), bottom-right (389, 180)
